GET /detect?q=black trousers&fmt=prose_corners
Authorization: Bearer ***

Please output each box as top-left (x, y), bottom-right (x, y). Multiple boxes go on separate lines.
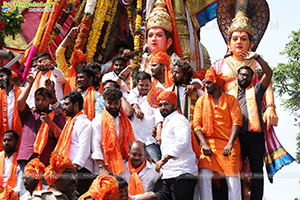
top-left (154, 173), bottom-right (197, 200)
top-left (239, 131), bottom-right (265, 200)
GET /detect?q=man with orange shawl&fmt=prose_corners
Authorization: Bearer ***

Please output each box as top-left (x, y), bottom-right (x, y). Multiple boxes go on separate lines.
top-left (31, 152), bottom-right (77, 200)
top-left (193, 67), bottom-right (243, 200)
top-left (76, 67), bottom-right (105, 120)
top-left (56, 27), bottom-right (87, 95)
top-left (150, 51), bottom-right (173, 89)
top-left (120, 141), bottom-right (159, 198)
top-left (92, 88), bottom-right (135, 176)
top-left (0, 130), bottom-right (19, 193)
top-left (0, 68), bottom-right (22, 151)
top-left (21, 158), bottom-right (45, 200)
top-left (54, 91), bottom-right (93, 196)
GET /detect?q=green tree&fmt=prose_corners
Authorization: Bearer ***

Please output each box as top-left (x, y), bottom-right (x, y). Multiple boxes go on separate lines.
top-left (272, 29), bottom-right (300, 163)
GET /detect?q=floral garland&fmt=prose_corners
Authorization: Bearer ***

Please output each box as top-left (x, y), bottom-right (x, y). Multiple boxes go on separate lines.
top-left (132, 0), bottom-right (143, 65)
top-left (101, 0), bottom-right (118, 49)
top-left (72, 0), bottom-right (87, 27)
top-left (73, 0), bottom-right (97, 51)
top-left (85, 0), bottom-right (109, 62)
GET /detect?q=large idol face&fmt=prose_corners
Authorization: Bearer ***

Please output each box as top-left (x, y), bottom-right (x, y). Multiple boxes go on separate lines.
top-left (228, 31), bottom-right (253, 58)
top-left (146, 27), bottom-right (172, 54)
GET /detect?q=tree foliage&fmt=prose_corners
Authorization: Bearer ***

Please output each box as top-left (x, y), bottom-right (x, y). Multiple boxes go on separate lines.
top-left (272, 29), bottom-right (300, 163)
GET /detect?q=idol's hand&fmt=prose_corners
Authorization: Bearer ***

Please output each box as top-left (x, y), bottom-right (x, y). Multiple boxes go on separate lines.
top-left (263, 106), bottom-right (278, 130)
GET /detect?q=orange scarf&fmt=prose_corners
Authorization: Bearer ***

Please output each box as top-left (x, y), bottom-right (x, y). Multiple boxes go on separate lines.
top-left (0, 85), bottom-right (22, 151)
top-left (0, 152), bottom-right (18, 189)
top-left (230, 86), bottom-right (261, 132)
top-left (54, 111), bottom-right (83, 155)
top-left (33, 112), bottom-right (55, 155)
top-left (101, 107), bottom-right (135, 175)
top-left (128, 160), bottom-right (145, 196)
top-left (97, 82), bottom-right (103, 94)
top-left (64, 67), bottom-right (77, 95)
top-left (201, 93), bottom-right (215, 136)
top-left (82, 86), bottom-right (95, 121)
top-left (34, 71), bottom-right (52, 91)
top-left (151, 71), bottom-right (173, 89)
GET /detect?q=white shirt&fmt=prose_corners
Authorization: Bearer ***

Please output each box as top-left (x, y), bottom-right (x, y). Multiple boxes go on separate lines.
top-left (67, 114), bottom-right (93, 172)
top-left (102, 71), bottom-right (130, 92)
top-left (121, 160), bottom-right (160, 194)
top-left (0, 151), bottom-right (15, 188)
top-left (6, 88), bottom-right (15, 129)
top-left (128, 87), bottom-right (156, 145)
top-left (26, 68), bottom-right (65, 108)
top-left (91, 114), bottom-right (121, 160)
top-left (160, 111), bottom-right (198, 179)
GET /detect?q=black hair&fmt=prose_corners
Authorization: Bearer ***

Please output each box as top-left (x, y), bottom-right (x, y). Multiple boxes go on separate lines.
top-left (0, 67), bottom-right (12, 77)
top-left (136, 72), bottom-right (151, 83)
top-left (238, 65), bottom-right (254, 78)
top-left (31, 56), bottom-right (39, 65)
top-left (114, 41), bottom-right (130, 52)
top-left (111, 55), bottom-right (127, 65)
top-left (129, 140), bottom-right (146, 152)
top-left (35, 88), bottom-right (52, 99)
top-left (115, 176), bottom-right (128, 189)
top-left (64, 91), bottom-right (84, 111)
top-left (37, 52), bottom-right (51, 60)
top-left (4, 130), bottom-right (19, 141)
top-left (103, 80), bottom-right (120, 89)
top-left (174, 60), bottom-right (194, 83)
top-left (86, 62), bottom-right (102, 72)
top-left (103, 88), bottom-right (123, 101)
top-left (77, 66), bottom-right (96, 82)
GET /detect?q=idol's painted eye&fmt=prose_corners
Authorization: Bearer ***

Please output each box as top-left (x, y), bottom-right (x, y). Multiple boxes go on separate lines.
top-left (148, 33), bottom-right (154, 38)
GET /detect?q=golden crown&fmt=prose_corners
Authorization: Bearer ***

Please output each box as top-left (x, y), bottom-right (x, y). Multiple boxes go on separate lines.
top-left (146, 0), bottom-right (172, 33)
top-left (227, 9), bottom-right (254, 36)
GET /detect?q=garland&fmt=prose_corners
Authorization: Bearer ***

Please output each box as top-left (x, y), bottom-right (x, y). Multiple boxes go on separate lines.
top-left (38, 1), bottom-right (59, 53)
top-left (101, 0), bottom-right (118, 49)
top-left (73, 0), bottom-right (97, 51)
top-left (85, 0), bottom-right (109, 62)
top-left (72, 0), bottom-right (87, 27)
top-left (132, 0), bottom-right (143, 65)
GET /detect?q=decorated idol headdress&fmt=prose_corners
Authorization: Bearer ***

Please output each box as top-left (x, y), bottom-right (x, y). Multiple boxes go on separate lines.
top-left (146, 0), bottom-right (183, 57)
top-left (217, 0), bottom-right (270, 51)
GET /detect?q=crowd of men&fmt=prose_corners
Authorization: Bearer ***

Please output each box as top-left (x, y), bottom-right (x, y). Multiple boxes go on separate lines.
top-left (0, 35), bottom-right (272, 200)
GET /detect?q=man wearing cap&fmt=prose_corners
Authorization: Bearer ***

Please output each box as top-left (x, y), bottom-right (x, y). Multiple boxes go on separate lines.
top-left (21, 158), bottom-right (46, 200)
top-left (193, 67), bottom-right (243, 200)
top-left (31, 152), bottom-right (78, 200)
top-left (151, 91), bottom-right (198, 200)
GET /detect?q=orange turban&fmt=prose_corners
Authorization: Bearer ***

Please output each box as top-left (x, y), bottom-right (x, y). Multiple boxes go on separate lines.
top-left (79, 175), bottom-right (119, 200)
top-left (150, 51), bottom-right (170, 67)
top-left (157, 91), bottom-right (177, 107)
top-left (204, 67), bottom-right (224, 87)
top-left (70, 50), bottom-right (87, 68)
top-left (24, 158), bottom-right (45, 180)
top-left (44, 152), bottom-right (76, 186)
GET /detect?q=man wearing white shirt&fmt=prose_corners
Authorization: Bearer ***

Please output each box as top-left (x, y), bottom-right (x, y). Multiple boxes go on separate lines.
top-left (26, 52), bottom-right (65, 108)
top-left (0, 130), bottom-right (19, 190)
top-left (102, 56), bottom-right (132, 92)
top-left (60, 91), bottom-right (93, 195)
top-left (92, 88), bottom-right (135, 176)
top-left (127, 72), bottom-right (161, 161)
top-left (121, 141), bottom-right (159, 198)
top-left (153, 91), bottom-right (198, 200)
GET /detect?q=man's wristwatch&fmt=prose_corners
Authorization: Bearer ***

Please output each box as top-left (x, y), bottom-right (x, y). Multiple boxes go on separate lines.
top-left (162, 156), bottom-right (169, 164)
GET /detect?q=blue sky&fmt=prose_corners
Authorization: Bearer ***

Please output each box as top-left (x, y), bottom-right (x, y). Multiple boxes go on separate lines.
top-left (201, 0), bottom-right (300, 199)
